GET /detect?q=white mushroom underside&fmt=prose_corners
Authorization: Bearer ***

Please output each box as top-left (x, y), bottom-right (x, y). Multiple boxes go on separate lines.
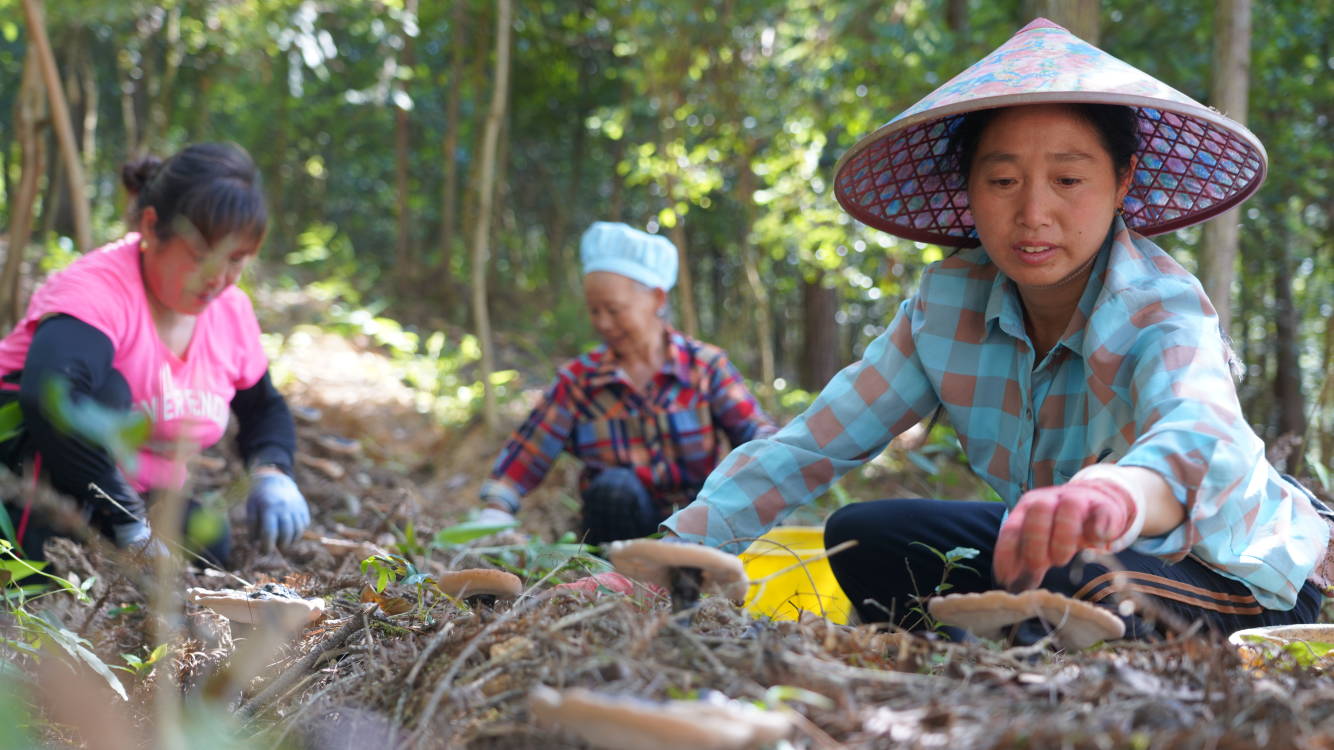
top-left (928, 589), bottom-right (1124, 649)
top-left (186, 587), bottom-right (325, 627)
top-left (607, 539), bottom-right (748, 602)
top-left (529, 685), bottom-right (789, 750)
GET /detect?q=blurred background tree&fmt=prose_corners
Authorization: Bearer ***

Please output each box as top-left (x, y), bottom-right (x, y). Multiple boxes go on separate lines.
top-left (0, 0), bottom-right (1329, 480)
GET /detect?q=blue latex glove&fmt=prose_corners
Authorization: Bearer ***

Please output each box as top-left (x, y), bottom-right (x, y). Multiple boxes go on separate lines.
top-left (111, 519), bottom-right (170, 559)
top-left (246, 471), bottom-right (310, 552)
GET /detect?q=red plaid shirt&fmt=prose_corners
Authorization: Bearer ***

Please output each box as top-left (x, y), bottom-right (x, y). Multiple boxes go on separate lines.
top-left (481, 329), bottom-right (776, 514)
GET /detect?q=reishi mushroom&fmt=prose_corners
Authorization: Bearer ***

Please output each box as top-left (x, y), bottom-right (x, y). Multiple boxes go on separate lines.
top-left (187, 583), bottom-right (325, 630)
top-left (607, 538), bottom-right (748, 612)
top-left (528, 685), bottom-right (790, 750)
top-left (436, 568), bottom-right (523, 604)
top-left (928, 589), bottom-right (1124, 649)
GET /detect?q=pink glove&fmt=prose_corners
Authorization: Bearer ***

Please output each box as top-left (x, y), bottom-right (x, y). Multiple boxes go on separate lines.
top-left (993, 478), bottom-right (1137, 593)
top-left (551, 572), bottom-right (667, 598)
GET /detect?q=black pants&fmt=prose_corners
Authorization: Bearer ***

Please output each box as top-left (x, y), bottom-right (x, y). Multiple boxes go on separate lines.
top-left (825, 498), bottom-right (1323, 639)
top-left (2, 496), bottom-right (232, 566)
top-left (579, 467), bottom-right (663, 546)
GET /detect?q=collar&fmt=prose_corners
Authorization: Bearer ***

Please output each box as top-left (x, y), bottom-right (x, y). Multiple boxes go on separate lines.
top-left (982, 218), bottom-right (1119, 355)
top-left (585, 326), bottom-right (691, 389)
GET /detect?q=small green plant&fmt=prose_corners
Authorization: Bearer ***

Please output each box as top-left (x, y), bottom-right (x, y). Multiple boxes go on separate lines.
top-left (114, 643), bottom-right (169, 677)
top-left (360, 552), bottom-right (436, 618)
top-left (472, 531), bottom-right (613, 582)
top-left (0, 402), bottom-right (22, 444)
top-left (392, 519), bottom-right (427, 558)
top-left (906, 543), bottom-right (980, 631)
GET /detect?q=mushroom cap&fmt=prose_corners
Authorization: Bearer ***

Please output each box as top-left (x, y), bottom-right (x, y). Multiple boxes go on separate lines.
top-left (187, 587), bottom-right (325, 628)
top-left (927, 590), bottom-right (1038, 639)
top-left (436, 569), bottom-right (523, 599)
top-left (607, 539), bottom-right (748, 603)
top-left (1028, 589), bottom-right (1125, 650)
top-left (528, 685), bottom-right (787, 750)
top-left (928, 590), bottom-right (1123, 649)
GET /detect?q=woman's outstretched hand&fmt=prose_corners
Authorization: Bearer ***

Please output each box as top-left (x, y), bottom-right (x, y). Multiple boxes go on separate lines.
top-left (993, 478), bottom-right (1138, 593)
top-left (246, 469), bottom-right (311, 552)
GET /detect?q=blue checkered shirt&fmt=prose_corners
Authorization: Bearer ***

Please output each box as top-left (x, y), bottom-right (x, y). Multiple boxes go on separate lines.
top-left (664, 219), bottom-right (1328, 610)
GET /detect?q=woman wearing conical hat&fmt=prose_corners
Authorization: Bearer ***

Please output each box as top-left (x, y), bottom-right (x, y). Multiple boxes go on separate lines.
top-left (663, 19), bottom-right (1329, 640)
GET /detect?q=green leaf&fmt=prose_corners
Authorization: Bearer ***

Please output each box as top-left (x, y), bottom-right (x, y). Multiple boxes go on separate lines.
top-left (0, 560), bottom-right (45, 585)
top-left (432, 519), bottom-right (518, 547)
top-left (0, 402), bottom-right (22, 443)
top-left (1282, 640), bottom-right (1334, 667)
top-left (38, 618), bottom-right (128, 701)
top-left (944, 547), bottom-right (981, 563)
top-left (40, 378), bottom-right (149, 470)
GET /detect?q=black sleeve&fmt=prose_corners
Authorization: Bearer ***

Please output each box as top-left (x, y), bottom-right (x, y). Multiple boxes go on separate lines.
top-left (230, 370), bottom-right (296, 475)
top-left (18, 315), bottom-right (146, 527)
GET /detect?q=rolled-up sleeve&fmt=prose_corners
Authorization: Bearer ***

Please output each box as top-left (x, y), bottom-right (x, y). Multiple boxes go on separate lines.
top-left (1114, 280), bottom-right (1327, 610)
top-left (480, 375), bottom-right (577, 513)
top-left (665, 297), bottom-right (941, 552)
top-left (703, 351), bottom-right (777, 445)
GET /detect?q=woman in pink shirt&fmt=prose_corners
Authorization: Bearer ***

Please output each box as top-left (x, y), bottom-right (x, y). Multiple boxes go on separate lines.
top-left (0, 142), bottom-right (308, 563)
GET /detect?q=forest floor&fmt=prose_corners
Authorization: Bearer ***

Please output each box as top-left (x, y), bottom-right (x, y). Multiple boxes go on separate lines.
top-left (11, 299), bottom-right (1334, 750)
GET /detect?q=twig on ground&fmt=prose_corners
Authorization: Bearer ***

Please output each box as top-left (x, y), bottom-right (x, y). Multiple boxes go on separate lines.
top-left (238, 603), bottom-right (376, 719)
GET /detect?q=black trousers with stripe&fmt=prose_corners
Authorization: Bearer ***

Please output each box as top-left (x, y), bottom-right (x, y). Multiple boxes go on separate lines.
top-left (824, 498), bottom-right (1323, 640)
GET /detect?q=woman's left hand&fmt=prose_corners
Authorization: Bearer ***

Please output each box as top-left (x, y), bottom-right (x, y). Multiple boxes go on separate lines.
top-left (245, 469), bottom-right (311, 552)
top-left (993, 478), bottom-right (1137, 593)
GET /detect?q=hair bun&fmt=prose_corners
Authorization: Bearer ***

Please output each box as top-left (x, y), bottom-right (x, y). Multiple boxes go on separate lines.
top-left (120, 155), bottom-right (164, 194)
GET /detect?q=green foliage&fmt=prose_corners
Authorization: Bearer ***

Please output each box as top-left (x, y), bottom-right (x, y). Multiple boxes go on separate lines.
top-left (3, 0), bottom-right (1331, 485)
top-left (430, 518), bottom-right (519, 549)
top-left (40, 377), bottom-right (150, 471)
top-left (113, 643), bottom-right (169, 677)
top-left (907, 543), bottom-right (981, 631)
top-left (476, 531), bottom-right (614, 582)
top-left (0, 537), bottom-right (126, 703)
top-left (0, 402), bottom-right (21, 445)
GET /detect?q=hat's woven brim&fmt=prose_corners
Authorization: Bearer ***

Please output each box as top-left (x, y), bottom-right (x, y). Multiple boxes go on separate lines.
top-left (833, 21), bottom-right (1267, 247)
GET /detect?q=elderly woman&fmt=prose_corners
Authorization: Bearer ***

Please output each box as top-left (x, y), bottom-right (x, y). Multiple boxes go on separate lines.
top-left (478, 222), bottom-right (776, 545)
top-left (663, 19), bottom-right (1330, 640)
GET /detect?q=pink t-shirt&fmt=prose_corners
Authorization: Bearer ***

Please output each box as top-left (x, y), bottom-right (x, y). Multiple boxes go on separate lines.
top-left (0, 233), bottom-right (269, 491)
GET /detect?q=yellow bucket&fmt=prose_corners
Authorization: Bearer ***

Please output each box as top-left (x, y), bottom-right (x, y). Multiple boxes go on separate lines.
top-left (739, 526), bottom-right (855, 624)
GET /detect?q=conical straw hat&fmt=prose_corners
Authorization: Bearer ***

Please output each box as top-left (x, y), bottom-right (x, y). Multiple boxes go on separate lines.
top-left (833, 18), bottom-right (1267, 247)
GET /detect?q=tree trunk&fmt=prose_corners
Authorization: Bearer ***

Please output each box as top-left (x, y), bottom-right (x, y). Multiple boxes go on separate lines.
top-left (267, 54), bottom-right (293, 253)
top-left (1271, 233), bottom-right (1305, 474)
top-left (394, 0), bottom-right (419, 288)
top-left (800, 274), bottom-right (841, 391)
top-left (39, 132), bottom-right (63, 240)
top-left (146, 4), bottom-right (182, 149)
top-left (117, 44), bottom-right (139, 157)
top-left (1024, 0), bottom-right (1099, 43)
top-left (736, 148), bottom-right (774, 407)
top-left (77, 36), bottom-right (97, 191)
top-left (459, 26), bottom-right (487, 270)
top-left (1199, 0), bottom-right (1251, 335)
top-left (668, 218), bottom-right (697, 339)
top-left (22, 0), bottom-right (91, 253)
top-left (2, 47), bottom-right (47, 330)
top-left (1316, 308), bottom-right (1334, 472)
top-left (658, 91), bottom-right (698, 339)
top-left (471, 0), bottom-right (511, 434)
top-left (438, 0), bottom-right (467, 290)
top-left (947, 0), bottom-right (969, 40)
top-left (546, 45), bottom-right (591, 302)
